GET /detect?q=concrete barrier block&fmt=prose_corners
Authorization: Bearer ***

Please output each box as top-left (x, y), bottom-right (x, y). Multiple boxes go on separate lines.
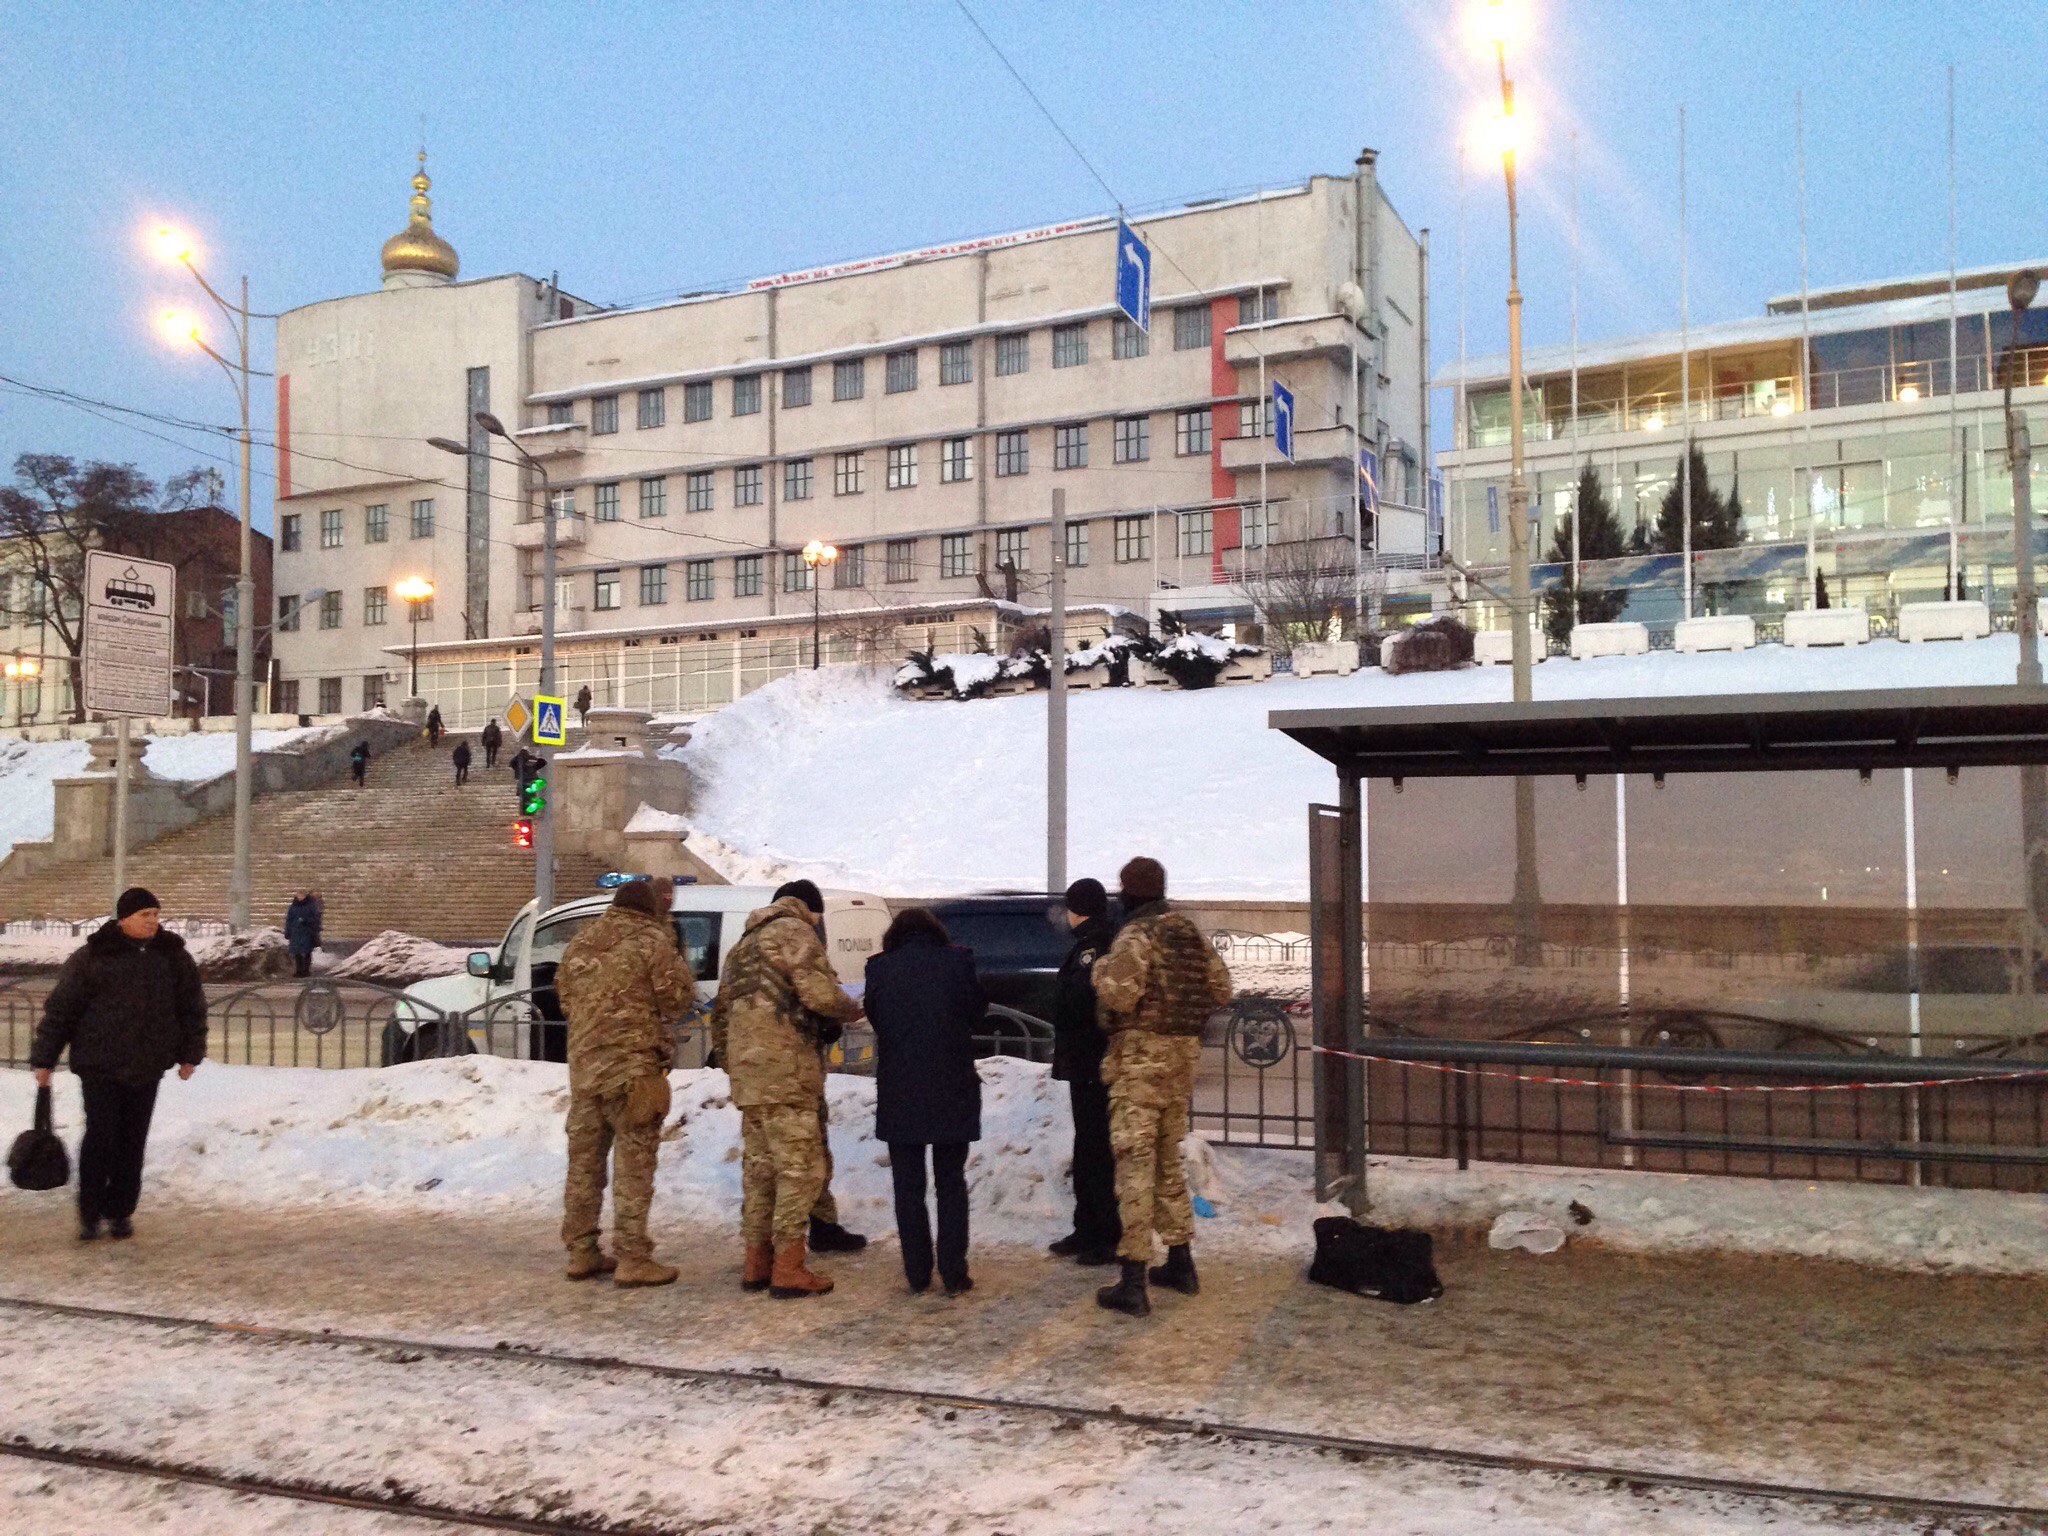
top-left (1291, 640), bottom-right (1359, 678)
top-left (1568, 621), bottom-right (1652, 660)
top-left (1674, 615), bottom-right (1757, 653)
top-left (1782, 607), bottom-right (1870, 647)
top-left (1897, 599), bottom-right (1991, 643)
top-left (1472, 627), bottom-right (1545, 665)
top-left (1218, 652), bottom-right (1272, 684)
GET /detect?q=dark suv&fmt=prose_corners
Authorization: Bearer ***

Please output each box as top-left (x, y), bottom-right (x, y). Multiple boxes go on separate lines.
top-left (925, 894), bottom-right (1073, 1060)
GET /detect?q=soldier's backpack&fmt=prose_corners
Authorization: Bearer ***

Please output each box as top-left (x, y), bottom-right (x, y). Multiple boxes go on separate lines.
top-left (1308, 1216), bottom-right (1442, 1305)
top-left (7, 1085), bottom-right (70, 1192)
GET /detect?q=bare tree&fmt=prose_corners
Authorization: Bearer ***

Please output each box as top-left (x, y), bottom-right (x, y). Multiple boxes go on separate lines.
top-left (1231, 536), bottom-right (1381, 649)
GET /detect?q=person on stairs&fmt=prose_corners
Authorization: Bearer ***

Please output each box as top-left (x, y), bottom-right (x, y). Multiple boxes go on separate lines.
top-left (284, 889), bottom-right (323, 978)
top-left (553, 875), bottom-right (693, 1287)
top-left (480, 717), bottom-right (503, 771)
top-left (575, 684), bottom-right (593, 727)
top-left (425, 704), bottom-right (445, 747)
top-left (452, 739), bottom-right (472, 786)
top-left (30, 888), bottom-right (207, 1242)
top-left (1091, 857), bottom-right (1233, 1318)
top-left (350, 740), bottom-right (370, 787)
top-left (1048, 877), bottom-right (1121, 1267)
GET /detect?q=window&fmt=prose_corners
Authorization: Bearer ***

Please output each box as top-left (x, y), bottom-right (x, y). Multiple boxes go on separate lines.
top-left (886, 444), bottom-right (917, 489)
top-left (594, 482), bottom-right (621, 522)
top-left (732, 373), bottom-right (762, 416)
top-left (1242, 504), bottom-right (1279, 548)
top-left (547, 401), bottom-right (573, 425)
top-left (782, 366), bottom-right (813, 408)
top-left (364, 586), bottom-right (388, 626)
top-left (185, 586), bottom-right (208, 619)
top-left (834, 545), bottom-right (865, 588)
top-left (734, 555), bottom-right (763, 597)
top-left (591, 393), bottom-right (619, 434)
top-left (280, 514), bottom-right (302, 552)
top-left (1064, 520), bottom-right (1089, 568)
top-left (1113, 316), bottom-right (1149, 359)
top-left (1114, 514), bottom-right (1152, 563)
top-left (594, 569), bottom-right (622, 610)
top-left (995, 429), bottom-right (1028, 477)
top-left (319, 508), bottom-right (343, 548)
top-left (1238, 289), bottom-right (1278, 325)
top-left (410, 498), bottom-right (435, 538)
top-left (1114, 416), bottom-right (1150, 463)
top-left (361, 675), bottom-right (385, 712)
top-left (939, 534), bottom-right (972, 578)
top-left (411, 593), bottom-right (435, 623)
top-left (547, 486), bottom-right (575, 524)
top-left (784, 458), bottom-right (814, 501)
top-left (637, 388), bottom-right (665, 429)
top-left (995, 528), bottom-right (1028, 571)
top-left (277, 594), bottom-right (301, 632)
top-left (995, 332), bottom-right (1029, 376)
top-left (319, 590), bottom-right (343, 630)
top-left (941, 437), bottom-right (972, 483)
top-left (686, 559), bottom-right (714, 601)
top-left (1174, 305), bottom-right (1212, 351)
top-left (639, 564), bottom-right (667, 605)
top-left (1052, 322), bottom-right (1087, 368)
top-left (885, 350), bottom-right (918, 394)
top-left (364, 503), bottom-right (388, 543)
top-left (1179, 510), bottom-right (1213, 557)
top-left (886, 539), bottom-right (915, 583)
top-left (783, 552), bottom-right (811, 593)
top-left (1054, 423), bottom-right (1088, 470)
top-left (833, 358), bottom-right (865, 401)
top-left (318, 678), bottom-right (342, 716)
top-left (1175, 408), bottom-right (1212, 456)
top-left (274, 679), bottom-right (300, 715)
top-left (734, 466), bottom-right (763, 507)
top-left (639, 477), bottom-right (667, 518)
top-left (834, 451), bottom-right (865, 496)
top-left (686, 471), bottom-right (714, 513)
top-left (1239, 398), bottom-right (1271, 439)
top-left (939, 341), bottom-right (972, 385)
top-left (683, 381), bottom-right (713, 422)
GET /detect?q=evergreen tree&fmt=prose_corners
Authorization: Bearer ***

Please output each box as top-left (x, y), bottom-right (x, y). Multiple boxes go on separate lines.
top-left (1541, 465), bottom-right (1629, 644)
top-left (1651, 446), bottom-right (1743, 556)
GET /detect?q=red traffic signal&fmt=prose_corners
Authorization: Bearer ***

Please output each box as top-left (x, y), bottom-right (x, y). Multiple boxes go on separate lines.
top-left (513, 817), bottom-right (535, 850)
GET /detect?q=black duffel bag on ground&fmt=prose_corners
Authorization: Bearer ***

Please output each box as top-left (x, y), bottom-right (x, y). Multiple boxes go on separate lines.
top-left (7, 1085), bottom-right (70, 1192)
top-left (1308, 1215), bottom-right (1443, 1305)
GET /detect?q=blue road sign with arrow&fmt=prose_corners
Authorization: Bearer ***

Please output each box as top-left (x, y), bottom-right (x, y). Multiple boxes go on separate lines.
top-left (1271, 380), bottom-right (1296, 460)
top-left (1115, 219), bottom-right (1151, 333)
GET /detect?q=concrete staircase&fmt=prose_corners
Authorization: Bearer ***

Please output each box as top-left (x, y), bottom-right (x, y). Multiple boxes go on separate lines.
top-left (0, 734), bottom-right (610, 942)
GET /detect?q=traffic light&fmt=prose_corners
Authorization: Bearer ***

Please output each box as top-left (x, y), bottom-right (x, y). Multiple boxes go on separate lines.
top-left (513, 817), bottom-right (535, 850)
top-left (520, 766), bottom-right (548, 817)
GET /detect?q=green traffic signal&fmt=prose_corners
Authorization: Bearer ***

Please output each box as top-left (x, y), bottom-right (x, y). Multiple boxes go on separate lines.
top-left (521, 771), bottom-right (548, 815)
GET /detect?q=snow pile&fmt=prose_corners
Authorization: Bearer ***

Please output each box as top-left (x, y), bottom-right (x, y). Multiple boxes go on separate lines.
top-left (679, 638), bottom-right (2047, 899)
top-left (0, 737), bottom-right (94, 861)
top-left (326, 930), bottom-right (473, 984)
top-left (187, 927), bottom-right (293, 982)
top-left (623, 803), bottom-right (689, 835)
top-left (141, 723), bottom-right (341, 782)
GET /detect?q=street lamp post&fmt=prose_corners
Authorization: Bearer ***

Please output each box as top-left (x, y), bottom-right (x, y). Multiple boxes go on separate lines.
top-left (153, 226), bottom-right (269, 934)
top-left (801, 540), bottom-right (839, 668)
top-left (394, 577), bottom-right (434, 699)
top-left (2004, 270), bottom-right (2041, 687)
top-left (5, 656), bottom-right (40, 728)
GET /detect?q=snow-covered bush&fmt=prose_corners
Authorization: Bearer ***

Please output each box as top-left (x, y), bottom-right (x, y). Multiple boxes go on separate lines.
top-left (1148, 631), bottom-right (1264, 690)
top-left (893, 649), bottom-right (1036, 700)
top-left (1381, 614), bottom-right (1475, 675)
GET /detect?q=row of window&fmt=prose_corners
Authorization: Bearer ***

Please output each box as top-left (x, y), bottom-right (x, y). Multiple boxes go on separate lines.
top-left (543, 293), bottom-right (1281, 433)
top-left (280, 499), bottom-right (433, 553)
top-left (276, 585), bottom-right (433, 633)
top-left (276, 676), bottom-right (381, 717)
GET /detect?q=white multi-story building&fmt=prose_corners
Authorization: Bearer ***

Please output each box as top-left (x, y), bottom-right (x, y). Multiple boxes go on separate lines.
top-left (273, 154), bottom-right (1430, 723)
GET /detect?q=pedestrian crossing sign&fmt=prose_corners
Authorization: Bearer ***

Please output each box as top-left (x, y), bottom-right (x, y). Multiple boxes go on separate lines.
top-left (533, 695), bottom-right (567, 746)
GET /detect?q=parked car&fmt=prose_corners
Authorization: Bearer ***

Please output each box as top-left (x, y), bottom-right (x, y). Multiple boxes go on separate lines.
top-left (923, 893), bottom-right (1071, 1060)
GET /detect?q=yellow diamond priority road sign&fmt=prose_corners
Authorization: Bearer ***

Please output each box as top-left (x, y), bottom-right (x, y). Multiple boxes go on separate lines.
top-left (505, 696), bottom-right (531, 739)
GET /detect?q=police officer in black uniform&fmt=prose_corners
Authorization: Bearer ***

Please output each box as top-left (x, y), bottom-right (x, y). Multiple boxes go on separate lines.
top-left (1048, 877), bottom-right (1121, 1266)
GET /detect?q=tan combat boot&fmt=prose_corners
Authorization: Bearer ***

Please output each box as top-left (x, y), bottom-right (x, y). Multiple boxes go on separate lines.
top-left (742, 1240), bottom-right (774, 1292)
top-left (769, 1243), bottom-right (833, 1299)
top-left (613, 1253), bottom-right (679, 1287)
top-left (565, 1243), bottom-right (617, 1282)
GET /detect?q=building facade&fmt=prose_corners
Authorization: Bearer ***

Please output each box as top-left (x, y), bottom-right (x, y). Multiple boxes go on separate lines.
top-left (273, 155), bottom-right (1428, 724)
top-left (1435, 263), bottom-right (2048, 632)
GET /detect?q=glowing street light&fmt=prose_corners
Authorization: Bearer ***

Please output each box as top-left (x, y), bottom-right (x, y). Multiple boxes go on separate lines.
top-left (150, 224), bottom-right (193, 264)
top-left (156, 308), bottom-right (203, 346)
top-left (802, 539), bottom-right (839, 669)
top-left (395, 577), bottom-right (435, 700)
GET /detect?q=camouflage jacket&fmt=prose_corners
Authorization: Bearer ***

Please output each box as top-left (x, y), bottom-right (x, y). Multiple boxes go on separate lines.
top-left (709, 897), bottom-right (864, 1110)
top-left (555, 905), bottom-right (695, 1096)
top-left (1093, 902), bottom-right (1233, 1041)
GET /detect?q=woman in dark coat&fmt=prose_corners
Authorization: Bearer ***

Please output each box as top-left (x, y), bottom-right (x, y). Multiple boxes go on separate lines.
top-left (863, 909), bottom-right (986, 1295)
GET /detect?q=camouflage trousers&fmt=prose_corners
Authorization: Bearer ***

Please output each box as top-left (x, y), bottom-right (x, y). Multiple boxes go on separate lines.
top-left (1109, 1094), bottom-right (1193, 1263)
top-left (562, 1086), bottom-right (662, 1260)
top-left (741, 1103), bottom-right (829, 1248)
top-left (809, 1093), bottom-right (839, 1225)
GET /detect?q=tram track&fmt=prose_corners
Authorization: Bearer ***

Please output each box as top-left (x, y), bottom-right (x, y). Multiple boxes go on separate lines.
top-left (2, 1292), bottom-right (2043, 1531)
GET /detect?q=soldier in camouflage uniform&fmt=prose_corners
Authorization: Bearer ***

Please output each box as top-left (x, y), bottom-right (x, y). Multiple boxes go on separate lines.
top-left (709, 880), bottom-right (865, 1298)
top-left (554, 876), bottom-right (694, 1286)
top-left (1091, 856), bottom-right (1233, 1317)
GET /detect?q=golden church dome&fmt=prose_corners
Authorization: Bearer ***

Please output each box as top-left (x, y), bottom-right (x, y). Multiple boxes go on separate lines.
top-left (380, 152), bottom-right (459, 284)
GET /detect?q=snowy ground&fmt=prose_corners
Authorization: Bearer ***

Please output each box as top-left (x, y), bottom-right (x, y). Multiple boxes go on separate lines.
top-left (675, 639), bottom-right (2038, 900)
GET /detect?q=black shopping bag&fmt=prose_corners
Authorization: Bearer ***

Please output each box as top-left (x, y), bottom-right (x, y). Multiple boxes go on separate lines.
top-left (1307, 1215), bottom-right (1443, 1304)
top-left (7, 1085), bottom-right (70, 1191)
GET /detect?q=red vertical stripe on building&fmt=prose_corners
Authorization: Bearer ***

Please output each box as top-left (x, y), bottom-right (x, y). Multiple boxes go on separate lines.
top-left (1208, 296), bottom-right (1239, 583)
top-left (275, 374), bottom-right (292, 501)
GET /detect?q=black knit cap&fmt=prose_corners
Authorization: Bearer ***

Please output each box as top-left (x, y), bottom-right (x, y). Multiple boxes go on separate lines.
top-left (1118, 857), bottom-right (1166, 906)
top-left (772, 878), bottom-right (825, 914)
top-left (115, 887), bottom-right (161, 920)
top-left (1063, 877), bottom-right (1109, 921)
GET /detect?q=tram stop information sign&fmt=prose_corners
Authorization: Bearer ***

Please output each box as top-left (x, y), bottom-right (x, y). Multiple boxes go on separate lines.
top-left (83, 550), bottom-right (176, 719)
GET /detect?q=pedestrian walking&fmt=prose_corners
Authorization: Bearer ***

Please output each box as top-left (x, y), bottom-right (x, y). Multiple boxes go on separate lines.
top-left (284, 889), bottom-right (323, 979)
top-left (480, 718), bottom-right (503, 770)
top-left (863, 908), bottom-right (985, 1296)
top-left (350, 740), bottom-right (370, 787)
top-left (426, 705), bottom-right (445, 747)
top-left (507, 747), bottom-right (538, 806)
top-left (709, 879), bottom-right (864, 1298)
top-left (452, 739), bottom-right (472, 786)
top-left (554, 876), bottom-right (693, 1287)
top-left (574, 684), bottom-right (592, 727)
top-left (28, 888), bottom-right (207, 1241)
top-left (1049, 877), bottom-right (1121, 1267)
top-left (1091, 857), bottom-right (1233, 1318)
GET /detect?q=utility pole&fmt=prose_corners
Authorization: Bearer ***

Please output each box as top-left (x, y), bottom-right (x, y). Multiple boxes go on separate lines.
top-left (1047, 488), bottom-right (1068, 897)
top-left (2002, 270), bottom-right (2044, 1008)
top-left (231, 274), bottom-right (255, 933)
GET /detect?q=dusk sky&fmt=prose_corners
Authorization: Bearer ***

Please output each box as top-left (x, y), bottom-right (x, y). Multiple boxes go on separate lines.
top-left (4, 0), bottom-right (2043, 528)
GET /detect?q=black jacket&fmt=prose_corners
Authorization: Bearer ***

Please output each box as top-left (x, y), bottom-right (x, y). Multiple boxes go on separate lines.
top-left (284, 895), bottom-right (322, 953)
top-left (481, 721), bottom-right (503, 750)
top-left (1050, 916), bottom-right (1116, 1082)
top-left (452, 742), bottom-right (472, 768)
top-left (30, 923), bottom-right (208, 1084)
top-left (864, 935), bottom-right (986, 1146)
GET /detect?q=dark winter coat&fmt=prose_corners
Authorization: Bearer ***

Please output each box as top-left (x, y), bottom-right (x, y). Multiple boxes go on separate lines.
top-left (452, 742), bottom-right (472, 770)
top-left (30, 923), bottom-right (207, 1085)
top-left (863, 934), bottom-right (986, 1146)
top-left (1050, 915), bottom-right (1117, 1083)
top-left (481, 721), bottom-right (503, 752)
top-left (350, 743), bottom-right (370, 768)
top-left (284, 896), bottom-right (323, 955)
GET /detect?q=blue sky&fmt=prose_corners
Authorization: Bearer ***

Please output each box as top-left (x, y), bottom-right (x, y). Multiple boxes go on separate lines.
top-left (3, 0), bottom-right (2043, 528)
